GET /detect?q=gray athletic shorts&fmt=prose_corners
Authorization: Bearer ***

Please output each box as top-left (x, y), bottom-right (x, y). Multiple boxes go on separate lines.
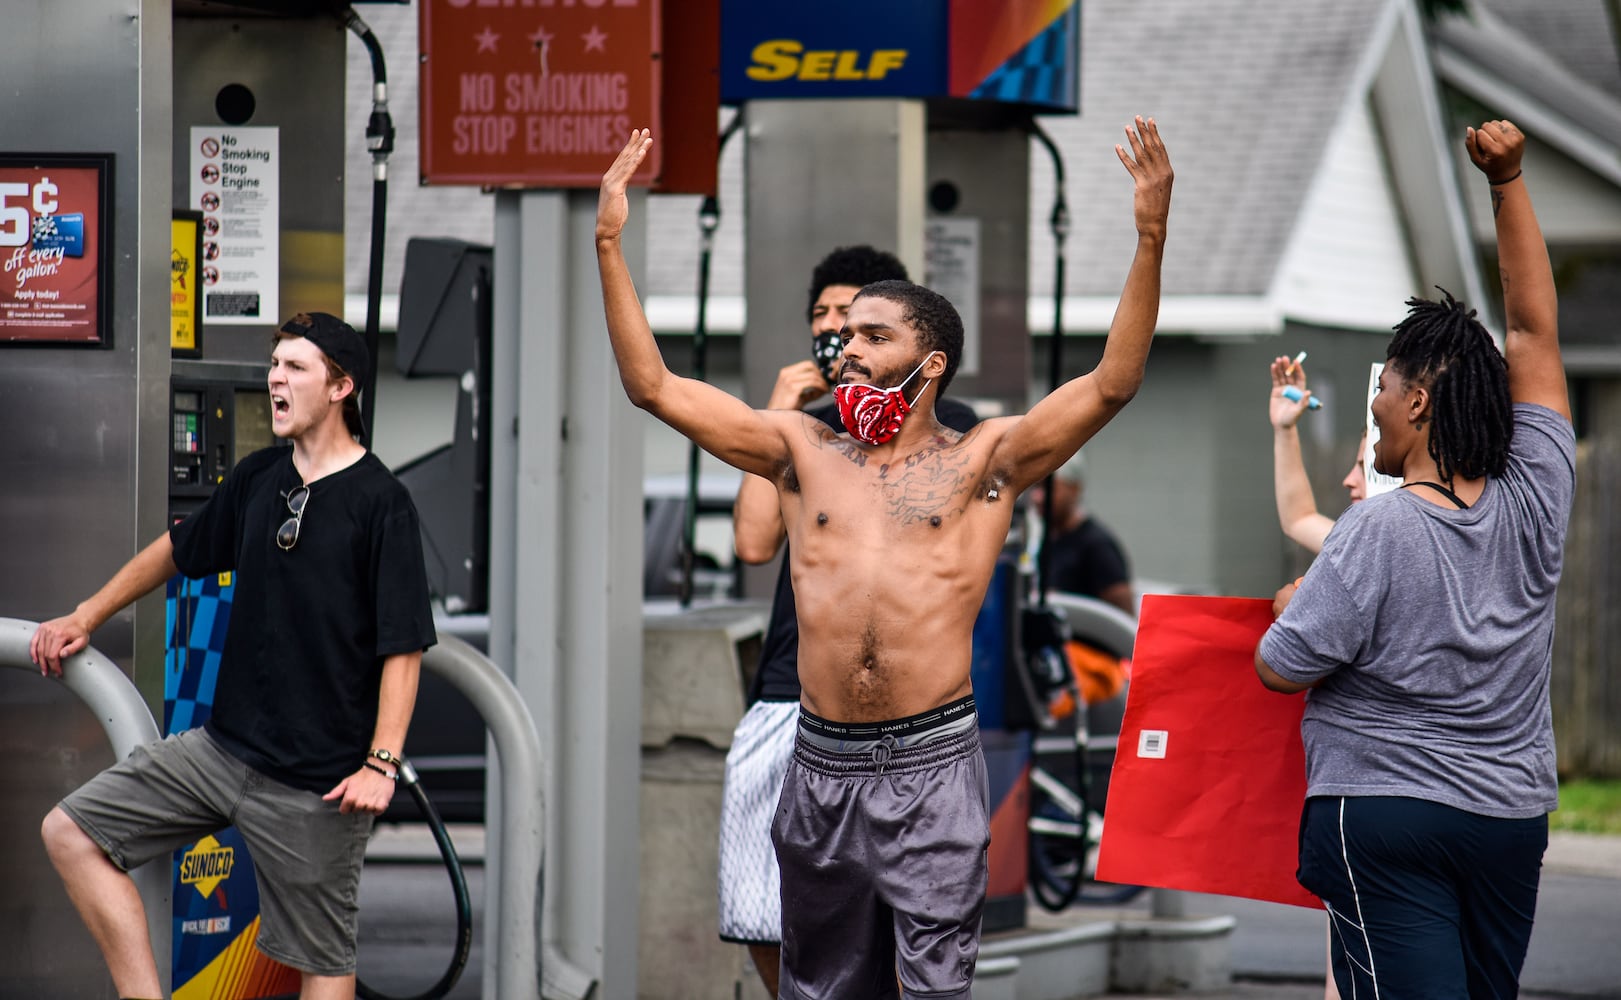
top-left (718, 699), bottom-right (800, 944)
top-left (772, 697), bottom-right (989, 1000)
top-left (58, 726), bottom-right (375, 977)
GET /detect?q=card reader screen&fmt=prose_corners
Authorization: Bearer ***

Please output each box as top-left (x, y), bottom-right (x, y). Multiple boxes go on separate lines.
top-left (234, 388), bottom-right (275, 459)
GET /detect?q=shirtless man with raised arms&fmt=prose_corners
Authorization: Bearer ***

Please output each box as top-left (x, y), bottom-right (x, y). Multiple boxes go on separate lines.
top-left (596, 120), bottom-right (1172, 1000)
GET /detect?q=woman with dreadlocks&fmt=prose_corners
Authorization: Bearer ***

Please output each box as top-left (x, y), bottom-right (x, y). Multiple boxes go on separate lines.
top-left (1254, 119), bottom-right (1572, 1000)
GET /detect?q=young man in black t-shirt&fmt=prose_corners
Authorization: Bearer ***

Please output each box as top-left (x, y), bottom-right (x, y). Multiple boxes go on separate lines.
top-left (33, 312), bottom-right (435, 1000)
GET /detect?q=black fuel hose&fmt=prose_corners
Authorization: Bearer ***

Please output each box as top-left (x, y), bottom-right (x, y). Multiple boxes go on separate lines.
top-left (356, 756), bottom-right (473, 1000)
top-left (341, 13), bottom-right (468, 996)
top-left (678, 109), bottom-right (746, 606)
top-left (344, 7), bottom-right (394, 451)
top-left (1028, 121), bottom-right (1070, 609)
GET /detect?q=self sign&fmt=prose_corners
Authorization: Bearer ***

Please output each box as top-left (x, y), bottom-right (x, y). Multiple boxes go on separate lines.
top-left (745, 40), bottom-right (908, 82)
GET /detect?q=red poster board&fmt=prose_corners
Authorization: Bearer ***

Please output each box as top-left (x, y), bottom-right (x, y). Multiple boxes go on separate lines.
top-left (420, 0), bottom-right (661, 187)
top-left (1095, 594), bottom-right (1322, 909)
top-left (0, 154), bottom-right (112, 345)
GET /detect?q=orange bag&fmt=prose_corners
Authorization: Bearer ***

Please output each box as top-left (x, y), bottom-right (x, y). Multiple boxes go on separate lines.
top-left (1065, 640), bottom-right (1128, 706)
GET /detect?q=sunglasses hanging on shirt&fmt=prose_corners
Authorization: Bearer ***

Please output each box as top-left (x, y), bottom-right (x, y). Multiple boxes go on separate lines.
top-left (276, 484), bottom-right (309, 550)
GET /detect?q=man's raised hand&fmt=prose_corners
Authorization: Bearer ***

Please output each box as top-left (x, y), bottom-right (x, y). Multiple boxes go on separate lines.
top-left (596, 128), bottom-right (653, 244)
top-left (1116, 116), bottom-right (1173, 241)
top-left (1465, 120), bottom-right (1525, 184)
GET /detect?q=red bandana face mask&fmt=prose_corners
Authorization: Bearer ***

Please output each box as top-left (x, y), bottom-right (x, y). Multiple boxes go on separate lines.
top-left (834, 354), bottom-right (936, 445)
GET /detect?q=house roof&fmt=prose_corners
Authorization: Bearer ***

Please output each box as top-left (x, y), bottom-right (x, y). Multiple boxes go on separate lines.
top-left (1430, 3), bottom-right (1621, 187)
top-left (1474, 0), bottom-right (1621, 100)
top-left (1430, 2), bottom-right (1621, 369)
top-left (1027, 0), bottom-right (1388, 301)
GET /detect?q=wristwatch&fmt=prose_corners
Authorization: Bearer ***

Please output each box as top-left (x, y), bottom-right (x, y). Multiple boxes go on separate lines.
top-left (368, 747), bottom-right (401, 767)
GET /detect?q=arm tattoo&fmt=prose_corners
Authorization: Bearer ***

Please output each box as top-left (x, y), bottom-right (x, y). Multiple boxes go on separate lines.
top-left (1491, 187), bottom-right (1504, 219)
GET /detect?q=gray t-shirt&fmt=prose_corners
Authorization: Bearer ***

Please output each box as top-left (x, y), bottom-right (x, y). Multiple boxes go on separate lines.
top-left (1259, 404), bottom-right (1575, 819)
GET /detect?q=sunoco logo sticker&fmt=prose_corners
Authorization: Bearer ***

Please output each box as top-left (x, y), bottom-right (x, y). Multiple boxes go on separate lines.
top-left (179, 834), bottom-right (235, 899)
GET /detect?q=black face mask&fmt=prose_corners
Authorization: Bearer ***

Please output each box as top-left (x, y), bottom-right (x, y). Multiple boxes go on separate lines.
top-left (812, 330), bottom-right (842, 386)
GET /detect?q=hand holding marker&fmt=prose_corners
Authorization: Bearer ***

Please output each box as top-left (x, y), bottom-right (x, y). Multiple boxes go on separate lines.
top-left (1281, 352), bottom-right (1322, 410)
top-left (1281, 387), bottom-right (1321, 410)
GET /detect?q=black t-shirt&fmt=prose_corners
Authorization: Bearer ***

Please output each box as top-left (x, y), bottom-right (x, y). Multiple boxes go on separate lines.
top-left (1047, 516), bottom-right (1131, 601)
top-left (169, 446), bottom-right (437, 792)
top-left (748, 398), bottom-right (981, 703)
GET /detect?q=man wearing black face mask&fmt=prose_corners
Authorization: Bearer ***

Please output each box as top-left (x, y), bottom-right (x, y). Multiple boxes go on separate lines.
top-left (718, 246), bottom-right (978, 996)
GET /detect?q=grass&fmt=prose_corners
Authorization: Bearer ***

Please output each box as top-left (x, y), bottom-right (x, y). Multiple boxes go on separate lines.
top-left (1552, 779), bottom-right (1621, 835)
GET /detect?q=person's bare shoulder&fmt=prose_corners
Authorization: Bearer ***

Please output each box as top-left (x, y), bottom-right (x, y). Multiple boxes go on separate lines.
top-left (775, 411), bottom-right (876, 481)
top-left (792, 409), bottom-right (840, 444)
top-left (914, 418), bottom-right (1017, 508)
top-left (963, 414), bottom-right (1020, 462)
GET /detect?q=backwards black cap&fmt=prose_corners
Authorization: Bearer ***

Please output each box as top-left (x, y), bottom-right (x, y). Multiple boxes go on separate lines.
top-left (279, 311), bottom-right (370, 388)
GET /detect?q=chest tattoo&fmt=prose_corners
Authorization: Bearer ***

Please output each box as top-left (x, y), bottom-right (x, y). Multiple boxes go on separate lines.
top-left (881, 444), bottom-right (977, 525)
top-left (831, 439), bottom-right (869, 468)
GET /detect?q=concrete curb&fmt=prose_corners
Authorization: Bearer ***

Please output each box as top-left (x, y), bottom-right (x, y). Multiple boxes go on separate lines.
top-left (367, 822), bottom-right (486, 862)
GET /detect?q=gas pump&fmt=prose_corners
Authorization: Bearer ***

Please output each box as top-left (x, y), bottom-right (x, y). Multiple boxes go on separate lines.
top-left (168, 367), bottom-right (279, 522)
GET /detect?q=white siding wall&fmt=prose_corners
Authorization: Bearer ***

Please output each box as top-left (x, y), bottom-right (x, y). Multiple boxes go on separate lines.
top-left (1273, 100), bottom-right (1415, 332)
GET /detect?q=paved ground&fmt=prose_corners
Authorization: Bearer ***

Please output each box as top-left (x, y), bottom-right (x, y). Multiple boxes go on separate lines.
top-left (1054, 830), bottom-right (1621, 1000)
top-left (358, 826), bottom-right (1621, 999)
top-left (356, 862), bottom-right (483, 1000)
top-left (363, 824), bottom-right (1621, 881)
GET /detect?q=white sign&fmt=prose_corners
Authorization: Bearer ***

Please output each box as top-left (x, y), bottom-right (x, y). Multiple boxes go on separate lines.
top-left (924, 217), bottom-right (980, 376)
top-left (190, 126), bottom-right (278, 325)
top-left (1363, 362), bottom-right (1404, 498)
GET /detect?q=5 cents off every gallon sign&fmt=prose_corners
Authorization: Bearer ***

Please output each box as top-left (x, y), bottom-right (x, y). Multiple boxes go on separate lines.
top-left (420, 0), bottom-right (661, 187)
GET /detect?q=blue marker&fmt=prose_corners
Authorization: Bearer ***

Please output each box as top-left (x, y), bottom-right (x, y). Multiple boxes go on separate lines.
top-left (1282, 385), bottom-right (1322, 410)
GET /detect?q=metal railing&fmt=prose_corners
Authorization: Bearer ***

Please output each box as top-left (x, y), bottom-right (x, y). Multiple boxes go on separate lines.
top-left (423, 634), bottom-right (595, 1000)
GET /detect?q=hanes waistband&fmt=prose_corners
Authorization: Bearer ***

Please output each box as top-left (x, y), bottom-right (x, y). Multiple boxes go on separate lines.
top-left (799, 694), bottom-right (976, 742)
